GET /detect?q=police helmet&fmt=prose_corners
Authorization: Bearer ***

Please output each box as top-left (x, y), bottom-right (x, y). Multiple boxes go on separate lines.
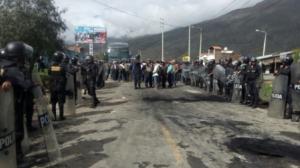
top-left (243, 56), bottom-right (250, 64)
top-left (4, 42), bottom-right (33, 63)
top-left (232, 60), bottom-right (241, 67)
top-left (71, 57), bottom-right (78, 65)
top-left (283, 56), bottom-right (294, 66)
top-left (53, 51), bottom-right (65, 63)
top-left (85, 55), bottom-right (94, 63)
top-left (251, 57), bottom-right (257, 62)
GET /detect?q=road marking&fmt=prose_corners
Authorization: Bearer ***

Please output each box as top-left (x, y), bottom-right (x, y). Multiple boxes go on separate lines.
top-left (160, 124), bottom-right (183, 167)
top-left (186, 89), bottom-right (202, 94)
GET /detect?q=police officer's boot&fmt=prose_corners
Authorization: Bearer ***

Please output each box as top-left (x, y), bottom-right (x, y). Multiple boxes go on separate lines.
top-left (52, 104), bottom-right (57, 121)
top-left (284, 105), bottom-right (292, 119)
top-left (291, 111), bottom-right (300, 122)
top-left (91, 96), bottom-right (99, 108)
top-left (59, 103), bottom-right (66, 121)
top-left (16, 141), bottom-right (24, 164)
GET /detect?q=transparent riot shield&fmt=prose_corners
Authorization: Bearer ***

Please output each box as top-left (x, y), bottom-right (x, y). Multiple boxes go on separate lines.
top-left (65, 73), bottom-right (76, 116)
top-left (190, 70), bottom-right (196, 86)
top-left (290, 63), bottom-right (300, 112)
top-left (21, 119), bottom-right (30, 155)
top-left (0, 89), bottom-right (17, 168)
top-left (76, 70), bottom-right (83, 105)
top-left (232, 76), bottom-right (242, 103)
top-left (213, 79), bottom-right (219, 95)
top-left (268, 75), bottom-right (289, 119)
top-left (32, 86), bottom-right (61, 164)
top-left (181, 65), bottom-right (191, 85)
top-left (213, 64), bottom-right (226, 84)
top-left (199, 67), bottom-right (207, 89)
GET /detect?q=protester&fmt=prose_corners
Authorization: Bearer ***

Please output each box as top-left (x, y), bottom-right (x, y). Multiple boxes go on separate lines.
top-left (144, 60), bottom-right (153, 88)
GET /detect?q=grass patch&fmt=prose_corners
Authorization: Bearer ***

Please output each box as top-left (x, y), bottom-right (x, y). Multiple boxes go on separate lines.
top-left (260, 83), bottom-right (272, 102)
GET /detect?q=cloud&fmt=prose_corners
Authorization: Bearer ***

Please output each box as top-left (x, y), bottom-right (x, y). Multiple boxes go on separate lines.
top-left (55, 0), bottom-right (263, 42)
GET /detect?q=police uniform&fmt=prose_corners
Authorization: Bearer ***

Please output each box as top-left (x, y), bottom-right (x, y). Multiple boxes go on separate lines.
top-left (71, 57), bottom-right (80, 102)
top-left (246, 58), bottom-right (261, 108)
top-left (82, 56), bottom-right (100, 108)
top-left (1, 42), bottom-right (33, 162)
top-left (49, 52), bottom-right (67, 120)
top-left (239, 57), bottom-right (249, 104)
top-left (277, 56), bottom-right (294, 119)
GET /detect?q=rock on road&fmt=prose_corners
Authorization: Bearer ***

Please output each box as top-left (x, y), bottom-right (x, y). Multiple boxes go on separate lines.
top-left (29, 81), bottom-right (300, 168)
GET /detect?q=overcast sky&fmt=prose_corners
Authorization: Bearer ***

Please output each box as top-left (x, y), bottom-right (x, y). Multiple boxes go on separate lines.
top-left (54, 0), bottom-right (263, 42)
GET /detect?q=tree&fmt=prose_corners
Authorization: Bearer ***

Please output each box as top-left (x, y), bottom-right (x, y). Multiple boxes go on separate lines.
top-left (292, 48), bottom-right (300, 63)
top-left (0, 0), bottom-right (66, 61)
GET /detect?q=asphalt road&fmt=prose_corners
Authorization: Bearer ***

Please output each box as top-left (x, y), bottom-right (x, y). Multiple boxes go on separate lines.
top-left (25, 81), bottom-right (300, 168)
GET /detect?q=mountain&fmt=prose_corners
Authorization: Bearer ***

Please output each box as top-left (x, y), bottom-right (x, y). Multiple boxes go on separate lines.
top-left (126, 0), bottom-right (300, 60)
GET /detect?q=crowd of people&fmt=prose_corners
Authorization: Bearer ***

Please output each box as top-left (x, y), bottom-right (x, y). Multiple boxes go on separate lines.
top-left (107, 55), bottom-right (181, 89)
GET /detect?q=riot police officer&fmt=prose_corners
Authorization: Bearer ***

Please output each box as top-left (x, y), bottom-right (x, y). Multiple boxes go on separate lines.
top-left (82, 55), bottom-right (100, 108)
top-left (277, 56), bottom-right (293, 119)
top-left (2, 42), bottom-right (33, 162)
top-left (239, 56), bottom-right (250, 104)
top-left (70, 57), bottom-right (80, 103)
top-left (49, 51), bottom-right (67, 120)
top-left (246, 57), bottom-right (261, 108)
top-left (207, 59), bottom-right (216, 93)
top-left (224, 58), bottom-right (234, 101)
top-left (96, 60), bottom-right (105, 89)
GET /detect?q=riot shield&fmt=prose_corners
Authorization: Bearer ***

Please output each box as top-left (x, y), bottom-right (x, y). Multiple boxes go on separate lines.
top-left (65, 73), bottom-right (76, 116)
top-left (21, 120), bottom-right (30, 155)
top-left (290, 63), bottom-right (300, 112)
top-left (268, 75), bottom-right (289, 119)
top-left (213, 64), bottom-right (226, 83)
top-left (32, 86), bottom-right (61, 163)
top-left (213, 79), bottom-right (219, 95)
top-left (182, 67), bottom-right (191, 85)
top-left (194, 68), bottom-right (201, 87)
top-left (204, 75), bottom-right (210, 92)
top-left (190, 70), bottom-right (196, 86)
top-left (76, 69), bottom-right (83, 105)
top-left (0, 89), bottom-right (17, 168)
top-left (199, 67), bottom-right (207, 89)
top-left (231, 76), bottom-right (242, 103)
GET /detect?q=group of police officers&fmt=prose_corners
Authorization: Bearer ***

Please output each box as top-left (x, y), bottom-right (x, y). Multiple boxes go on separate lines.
top-left (183, 56), bottom-right (262, 107)
top-left (48, 51), bottom-right (103, 120)
top-left (184, 54), bottom-right (300, 121)
top-left (0, 41), bottom-right (105, 167)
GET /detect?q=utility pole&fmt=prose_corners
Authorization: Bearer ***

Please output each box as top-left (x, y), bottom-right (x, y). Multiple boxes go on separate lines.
top-left (256, 29), bottom-right (267, 56)
top-left (160, 18), bottom-right (165, 62)
top-left (89, 26), bottom-right (95, 56)
top-left (263, 32), bottom-right (267, 57)
top-left (188, 25), bottom-right (191, 58)
top-left (199, 28), bottom-right (203, 58)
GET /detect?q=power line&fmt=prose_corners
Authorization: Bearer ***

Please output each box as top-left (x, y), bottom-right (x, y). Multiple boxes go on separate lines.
top-left (212, 0), bottom-right (240, 18)
top-left (91, 0), bottom-right (189, 29)
top-left (92, 0), bottom-right (167, 26)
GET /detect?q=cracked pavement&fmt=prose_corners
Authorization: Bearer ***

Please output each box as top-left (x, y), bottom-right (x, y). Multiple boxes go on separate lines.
top-left (24, 81), bottom-right (300, 168)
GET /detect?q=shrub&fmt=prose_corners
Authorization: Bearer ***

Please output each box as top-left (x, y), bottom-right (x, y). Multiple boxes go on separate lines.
top-left (260, 83), bottom-right (272, 102)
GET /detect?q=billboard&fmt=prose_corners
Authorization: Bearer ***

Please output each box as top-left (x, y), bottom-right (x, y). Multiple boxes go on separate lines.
top-left (75, 26), bottom-right (107, 44)
top-left (182, 55), bottom-right (190, 62)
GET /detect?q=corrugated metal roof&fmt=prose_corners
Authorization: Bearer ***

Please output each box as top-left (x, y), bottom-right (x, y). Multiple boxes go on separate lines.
top-left (257, 51), bottom-right (293, 60)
